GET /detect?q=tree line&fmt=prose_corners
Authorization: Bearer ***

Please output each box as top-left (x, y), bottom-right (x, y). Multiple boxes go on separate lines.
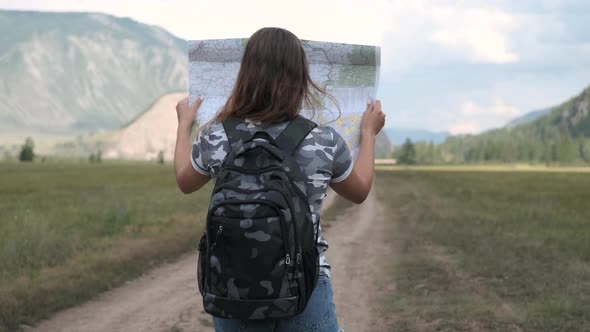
top-left (393, 135), bottom-right (590, 165)
top-left (10, 137), bottom-right (167, 164)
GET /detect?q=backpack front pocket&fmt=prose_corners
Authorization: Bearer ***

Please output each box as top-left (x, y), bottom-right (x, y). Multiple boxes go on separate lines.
top-left (207, 201), bottom-right (292, 300)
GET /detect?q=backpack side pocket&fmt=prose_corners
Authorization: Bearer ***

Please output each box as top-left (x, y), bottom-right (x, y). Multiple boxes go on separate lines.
top-left (197, 233), bottom-right (207, 295)
top-left (301, 247), bottom-right (319, 302)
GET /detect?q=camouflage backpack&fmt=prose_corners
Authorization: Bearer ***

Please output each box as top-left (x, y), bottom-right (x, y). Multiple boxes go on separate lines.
top-left (197, 115), bottom-right (320, 320)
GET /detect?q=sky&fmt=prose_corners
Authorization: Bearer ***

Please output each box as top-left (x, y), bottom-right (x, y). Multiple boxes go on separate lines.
top-left (2, 0), bottom-right (590, 134)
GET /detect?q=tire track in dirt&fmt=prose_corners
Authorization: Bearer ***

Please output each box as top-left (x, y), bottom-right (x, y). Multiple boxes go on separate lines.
top-left (28, 251), bottom-right (214, 332)
top-left (327, 187), bottom-right (391, 332)
top-left (29, 188), bottom-right (388, 332)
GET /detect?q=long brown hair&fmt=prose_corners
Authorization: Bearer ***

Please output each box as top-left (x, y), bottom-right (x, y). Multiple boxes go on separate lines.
top-left (215, 27), bottom-right (335, 123)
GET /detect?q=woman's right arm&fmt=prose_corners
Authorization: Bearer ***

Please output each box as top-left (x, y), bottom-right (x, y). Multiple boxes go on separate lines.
top-left (330, 100), bottom-right (385, 204)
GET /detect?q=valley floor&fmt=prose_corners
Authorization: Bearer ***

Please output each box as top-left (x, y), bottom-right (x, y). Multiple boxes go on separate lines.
top-left (28, 189), bottom-right (392, 332)
top-left (6, 166), bottom-right (590, 331)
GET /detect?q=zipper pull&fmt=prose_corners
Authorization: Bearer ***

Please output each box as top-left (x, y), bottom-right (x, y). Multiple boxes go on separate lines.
top-left (210, 225), bottom-right (223, 250)
top-left (296, 250), bottom-right (302, 264)
top-left (285, 253), bottom-right (291, 265)
top-left (197, 232), bottom-right (206, 252)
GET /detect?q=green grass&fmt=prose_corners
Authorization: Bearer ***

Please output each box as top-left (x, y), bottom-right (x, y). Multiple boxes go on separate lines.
top-left (0, 162), bottom-right (211, 331)
top-left (376, 164), bottom-right (590, 173)
top-left (376, 170), bottom-right (590, 331)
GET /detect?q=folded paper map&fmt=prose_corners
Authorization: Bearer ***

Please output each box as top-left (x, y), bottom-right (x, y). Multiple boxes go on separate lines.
top-left (188, 38), bottom-right (380, 156)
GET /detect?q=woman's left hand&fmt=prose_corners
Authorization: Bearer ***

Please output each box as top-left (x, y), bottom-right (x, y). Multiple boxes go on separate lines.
top-left (176, 96), bottom-right (203, 129)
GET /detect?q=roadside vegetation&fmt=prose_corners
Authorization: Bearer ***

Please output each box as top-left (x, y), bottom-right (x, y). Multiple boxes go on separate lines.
top-left (376, 169), bottom-right (590, 331)
top-left (0, 162), bottom-right (211, 331)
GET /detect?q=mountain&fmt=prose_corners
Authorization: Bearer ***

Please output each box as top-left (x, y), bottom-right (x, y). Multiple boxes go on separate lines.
top-left (0, 10), bottom-right (393, 160)
top-left (0, 10), bottom-right (187, 136)
top-left (506, 85), bottom-right (590, 138)
top-left (505, 108), bottom-right (552, 128)
top-left (438, 85), bottom-right (590, 163)
top-left (547, 86), bottom-right (590, 137)
top-left (384, 127), bottom-right (449, 145)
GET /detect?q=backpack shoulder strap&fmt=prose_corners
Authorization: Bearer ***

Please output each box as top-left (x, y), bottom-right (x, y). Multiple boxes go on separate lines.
top-left (275, 115), bottom-right (318, 156)
top-left (222, 116), bottom-right (252, 147)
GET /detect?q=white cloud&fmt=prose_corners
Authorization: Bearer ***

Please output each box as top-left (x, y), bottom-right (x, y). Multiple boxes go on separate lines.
top-left (378, 1), bottom-right (520, 73)
top-left (1, 0), bottom-right (521, 70)
top-left (429, 7), bottom-right (519, 63)
top-left (449, 99), bottom-right (521, 134)
top-left (461, 99), bottom-right (520, 117)
top-left (461, 101), bottom-right (481, 115)
top-left (0, 0), bottom-right (389, 45)
top-left (450, 122), bottom-right (480, 135)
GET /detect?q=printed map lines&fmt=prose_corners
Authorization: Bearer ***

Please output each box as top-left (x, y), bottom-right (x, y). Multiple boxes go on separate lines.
top-left (188, 39), bottom-right (380, 156)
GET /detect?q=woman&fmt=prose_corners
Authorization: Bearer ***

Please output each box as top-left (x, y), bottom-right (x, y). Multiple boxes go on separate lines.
top-left (174, 27), bottom-right (384, 332)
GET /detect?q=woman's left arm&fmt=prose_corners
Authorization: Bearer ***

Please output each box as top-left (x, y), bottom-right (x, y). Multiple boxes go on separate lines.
top-left (174, 96), bottom-right (210, 194)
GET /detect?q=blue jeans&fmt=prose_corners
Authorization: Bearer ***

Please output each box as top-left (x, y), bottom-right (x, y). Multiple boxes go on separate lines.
top-left (213, 274), bottom-right (340, 332)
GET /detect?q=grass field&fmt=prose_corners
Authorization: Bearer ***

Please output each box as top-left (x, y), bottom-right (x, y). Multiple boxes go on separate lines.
top-left (376, 164), bottom-right (590, 173)
top-left (376, 170), bottom-right (590, 331)
top-left (0, 162), bottom-right (211, 331)
top-left (3, 162), bottom-right (590, 331)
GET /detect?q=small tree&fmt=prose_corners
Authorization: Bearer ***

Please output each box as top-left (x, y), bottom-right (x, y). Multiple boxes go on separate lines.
top-left (90, 150), bottom-right (102, 164)
top-left (157, 150), bottom-right (165, 164)
top-left (19, 137), bottom-right (35, 162)
top-left (397, 138), bottom-right (416, 165)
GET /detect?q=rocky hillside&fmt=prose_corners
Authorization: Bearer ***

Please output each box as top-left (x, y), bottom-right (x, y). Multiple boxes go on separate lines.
top-left (0, 10), bottom-right (187, 135)
top-left (0, 10), bottom-right (391, 160)
top-left (102, 92), bottom-right (185, 160)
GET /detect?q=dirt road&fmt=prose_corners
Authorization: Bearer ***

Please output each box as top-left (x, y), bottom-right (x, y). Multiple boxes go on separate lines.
top-left (30, 190), bottom-right (388, 332)
top-left (328, 189), bottom-right (390, 332)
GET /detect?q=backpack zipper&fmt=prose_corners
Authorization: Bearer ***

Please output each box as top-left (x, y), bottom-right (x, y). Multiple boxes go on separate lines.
top-left (210, 225), bottom-right (223, 251)
top-left (218, 165), bottom-right (283, 176)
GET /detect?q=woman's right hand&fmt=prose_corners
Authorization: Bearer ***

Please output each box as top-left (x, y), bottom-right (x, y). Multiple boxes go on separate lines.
top-left (331, 99), bottom-right (384, 204)
top-left (360, 99), bottom-right (385, 138)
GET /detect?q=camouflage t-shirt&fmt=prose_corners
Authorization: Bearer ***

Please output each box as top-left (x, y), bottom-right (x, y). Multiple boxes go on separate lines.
top-left (191, 118), bottom-right (353, 277)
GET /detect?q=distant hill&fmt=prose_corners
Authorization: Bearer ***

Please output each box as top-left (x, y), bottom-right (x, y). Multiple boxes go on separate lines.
top-left (505, 108), bottom-right (552, 128)
top-left (103, 92), bottom-right (185, 160)
top-left (375, 131), bottom-right (393, 158)
top-left (384, 128), bottom-right (449, 145)
top-left (438, 85), bottom-right (590, 163)
top-left (0, 10), bottom-right (187, 136)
